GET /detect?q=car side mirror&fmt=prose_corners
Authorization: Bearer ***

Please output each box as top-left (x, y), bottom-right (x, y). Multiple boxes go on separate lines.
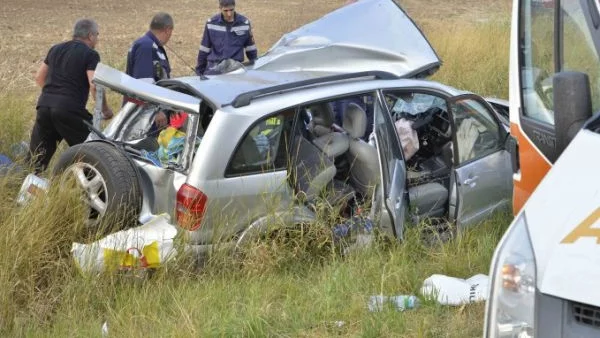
top-left (553, 71), bottom-right (593, 156)
top-left (504, 135), bottom-right (519, 174)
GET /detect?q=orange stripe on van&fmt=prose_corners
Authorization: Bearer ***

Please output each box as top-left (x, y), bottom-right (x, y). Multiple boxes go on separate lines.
top-left (511, 122), bottom-right (552, 214)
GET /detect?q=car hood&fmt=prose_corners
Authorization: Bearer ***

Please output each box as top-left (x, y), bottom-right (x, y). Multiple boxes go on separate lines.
top-left (252, 0), bottom-right (441, 78)
top-left (522, 130), bottom-right (600, 306)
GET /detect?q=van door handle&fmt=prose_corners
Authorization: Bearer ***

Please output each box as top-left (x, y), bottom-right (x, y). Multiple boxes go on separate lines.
top-left (463, 176), bottom-right (479, 187)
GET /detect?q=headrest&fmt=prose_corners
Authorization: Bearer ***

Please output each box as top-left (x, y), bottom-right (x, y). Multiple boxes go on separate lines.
top-left (342, 103), bottom-right (367, 139)
top-left (308, 103), bottom-right (334, 128)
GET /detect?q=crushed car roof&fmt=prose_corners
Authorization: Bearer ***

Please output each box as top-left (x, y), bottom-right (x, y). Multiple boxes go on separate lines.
top-left (253, 0), bottom-right (441, 77)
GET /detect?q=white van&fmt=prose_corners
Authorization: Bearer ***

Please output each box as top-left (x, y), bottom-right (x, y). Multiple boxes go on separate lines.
top-left (484, 0), bottom-right (600, 336)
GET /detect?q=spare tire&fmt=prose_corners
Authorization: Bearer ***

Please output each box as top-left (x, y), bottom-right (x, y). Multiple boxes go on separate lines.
top-left (53, 142), bottom-right (142, 235)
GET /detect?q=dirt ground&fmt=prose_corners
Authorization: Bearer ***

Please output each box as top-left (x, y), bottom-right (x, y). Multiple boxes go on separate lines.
top-left (0, 0), bottom-right (510, 94)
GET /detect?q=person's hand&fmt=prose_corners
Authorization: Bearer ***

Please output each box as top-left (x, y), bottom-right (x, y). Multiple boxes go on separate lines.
top-left (155, 111), bottom-right (168, 128)
top-left (102, 107), bottom-right (114, 119)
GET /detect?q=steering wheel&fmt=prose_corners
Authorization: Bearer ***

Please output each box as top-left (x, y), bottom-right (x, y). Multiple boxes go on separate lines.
top-left (429, 107), bottom-right (452, 139)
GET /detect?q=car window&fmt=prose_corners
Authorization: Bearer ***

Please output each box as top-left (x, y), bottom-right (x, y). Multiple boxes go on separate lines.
top-left (227, 110), bottom-right (295, 176)
top-left (450, 98), bottom-right (501, 164)
top-left (385, 92), bottom-right (447, 120)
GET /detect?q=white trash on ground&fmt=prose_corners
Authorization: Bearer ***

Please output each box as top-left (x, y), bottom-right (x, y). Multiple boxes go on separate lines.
top-left (71, 213), bottom-right (178, 274)
top-left (16, 173), bottom-right (49, 205)
top-left (420, 274), bottom-right (489, 306)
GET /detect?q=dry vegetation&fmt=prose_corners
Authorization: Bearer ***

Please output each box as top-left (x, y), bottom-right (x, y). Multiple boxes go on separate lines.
top-left (0, 0), bottom-right (513, 336)
top-left (0, 0), bottom-right (510, 93)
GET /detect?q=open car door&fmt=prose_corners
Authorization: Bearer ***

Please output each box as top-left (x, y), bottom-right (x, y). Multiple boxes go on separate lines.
top-left (373, 92), bottom-right (407, 239)
top-left (447, 94), bottom-right (513, 229)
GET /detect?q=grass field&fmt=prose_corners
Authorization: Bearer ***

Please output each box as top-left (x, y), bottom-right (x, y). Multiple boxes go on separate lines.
top-left (0, 0), bottom-right (512, 336)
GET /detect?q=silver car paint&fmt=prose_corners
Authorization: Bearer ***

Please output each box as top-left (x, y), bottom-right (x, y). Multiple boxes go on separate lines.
top-left (453, 150), bottom-right (512, 229)
top-left (85, 0), bottom-right (512, 246)
top-left (93, 64), bottom-right (201, 114)
top-left (253, 0), bottom-right (441, 78)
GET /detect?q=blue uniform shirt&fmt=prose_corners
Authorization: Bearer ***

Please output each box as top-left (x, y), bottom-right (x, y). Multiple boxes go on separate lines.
top-left (195, 13), bottom-right (258, 75)
top-left (126, 31), bottom-right (171, 82)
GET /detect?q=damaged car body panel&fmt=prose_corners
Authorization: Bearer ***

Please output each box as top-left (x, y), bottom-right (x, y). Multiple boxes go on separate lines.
top-left (90, 64), bottom-right (204, 222)
top-left (253, 0), bottom-right (441, 78)
top-left (93, 63), bottom-right (201, 114)
top-left (55, 0), bottom-right (513, 251)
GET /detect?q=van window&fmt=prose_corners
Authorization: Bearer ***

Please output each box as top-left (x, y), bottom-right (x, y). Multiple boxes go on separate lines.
top-left (519, 0), bottom-right (600, 125)
top-left (519, 0), bottom-right (556, 125)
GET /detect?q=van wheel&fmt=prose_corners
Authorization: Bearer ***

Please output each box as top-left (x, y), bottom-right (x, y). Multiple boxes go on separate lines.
top-left (53, 142), bottom-right (142, 237)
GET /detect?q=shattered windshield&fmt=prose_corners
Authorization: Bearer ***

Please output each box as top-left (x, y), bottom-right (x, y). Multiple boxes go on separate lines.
top-left (390, 93), bottom-right (447, 117)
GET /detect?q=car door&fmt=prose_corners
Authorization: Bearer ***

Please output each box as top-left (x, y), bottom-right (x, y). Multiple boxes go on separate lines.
top-left (447, 94), bottom-right (513, 229)
top-left (373, 91), bottom-right (407, 240)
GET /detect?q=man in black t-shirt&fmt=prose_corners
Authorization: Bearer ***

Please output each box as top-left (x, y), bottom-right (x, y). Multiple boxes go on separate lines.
top-left (28, 18), bottom-right (112, 173)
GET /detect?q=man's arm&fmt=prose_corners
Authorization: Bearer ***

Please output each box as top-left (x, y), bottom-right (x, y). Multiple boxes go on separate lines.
top-left (244, 22), bottom-right (258, 62)
top-left (88, 70), bottom-right (113, 119)
top-left (195, 23), bottom-right (212, 75)
top-left (34, 62), bottom-right (49, 88)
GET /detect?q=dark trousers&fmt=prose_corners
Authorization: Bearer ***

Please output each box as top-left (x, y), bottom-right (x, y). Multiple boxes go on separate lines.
top-left (28, 106), bottom-right (92, 172)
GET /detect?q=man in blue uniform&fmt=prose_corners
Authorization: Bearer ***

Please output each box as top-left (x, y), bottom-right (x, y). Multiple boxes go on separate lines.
top-left (28, 18), bottom-right (112, 173)
top-left (126, 12), bottom-right (173, 83)
top-left (126, 12), bottom-right (174, 128)
top-left (195, 0), bottom-right (258, 76)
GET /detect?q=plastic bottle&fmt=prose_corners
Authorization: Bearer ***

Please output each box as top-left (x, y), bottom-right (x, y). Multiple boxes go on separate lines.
top-left (390, 295), bottom-right (420, 311)
top-left (368, 295), bottom-right (420, 312)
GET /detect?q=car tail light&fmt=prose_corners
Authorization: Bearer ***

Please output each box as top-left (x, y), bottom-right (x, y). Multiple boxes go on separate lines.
top-left (176, 183), bottom-right (208, 231)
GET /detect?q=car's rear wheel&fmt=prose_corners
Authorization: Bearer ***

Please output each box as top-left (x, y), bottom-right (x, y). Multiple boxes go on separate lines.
top-left (53, 142), bottom-right (142, 237)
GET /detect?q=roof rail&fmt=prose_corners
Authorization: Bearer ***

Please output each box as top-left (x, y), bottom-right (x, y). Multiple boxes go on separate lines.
top-left (229, 71), bottom-right (398, 108)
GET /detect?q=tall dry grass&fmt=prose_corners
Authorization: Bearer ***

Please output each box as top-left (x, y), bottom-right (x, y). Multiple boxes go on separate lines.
top-left (426, 19), bottom-right (511, 99)
top-left (0, 2), bottom-right (513, 336)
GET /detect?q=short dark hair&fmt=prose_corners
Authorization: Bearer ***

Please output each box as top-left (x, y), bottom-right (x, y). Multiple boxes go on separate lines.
top-left (219, 0), bottom-right (235, 7)
top-left (150, 12), bottom-right (174, 30)
top-left (73, 19), bottom-right (98, 39)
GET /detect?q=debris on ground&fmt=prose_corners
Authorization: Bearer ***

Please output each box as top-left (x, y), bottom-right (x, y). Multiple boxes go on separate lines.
top-left (71, 213), bottom-right (178, 275)
top-left (420, 274), bottom-right (489, 306)
top-left (368, 295), bottom-right (420, 312)
top-left (0, 141), bottom-right (27, 176)
top-left (16, 173), bottom-right (49, 205)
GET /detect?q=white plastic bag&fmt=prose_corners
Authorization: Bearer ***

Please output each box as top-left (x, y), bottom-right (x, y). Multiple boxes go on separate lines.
top-left (420, 274), bottom-right (489, 306)
top-left (394, 118), bottom-right (419, 160)
top-left (71, 214), bottom-right (178, 274)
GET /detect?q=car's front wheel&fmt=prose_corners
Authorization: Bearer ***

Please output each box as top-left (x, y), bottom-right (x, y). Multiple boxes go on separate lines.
top-left (53, 142), bottom-right (142, 236)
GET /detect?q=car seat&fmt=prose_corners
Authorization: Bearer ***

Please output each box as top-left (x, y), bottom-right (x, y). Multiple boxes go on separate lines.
top-left (343, 103), bottom-right (380, 197)
top-left (307, 103), bottom-right (350, 158)
top-left (291, 135), bottom-right (337, 203)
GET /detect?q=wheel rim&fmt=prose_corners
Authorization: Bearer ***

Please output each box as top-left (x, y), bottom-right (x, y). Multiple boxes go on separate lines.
top-left (64, 162), bottom-right (108, 228)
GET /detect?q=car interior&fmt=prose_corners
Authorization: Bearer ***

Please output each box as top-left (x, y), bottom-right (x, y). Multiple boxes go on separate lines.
top-left (385, 91), bottom-right (454, 222)
top-left (288, 92), bottom-right (458, 224)
top-left (107, 97), bottom-right (208, 171)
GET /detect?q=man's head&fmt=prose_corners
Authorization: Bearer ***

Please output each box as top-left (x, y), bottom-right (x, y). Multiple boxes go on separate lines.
top-left (219, 0), bottom-right (236, 22)
top-left (150, 12), bottom-right (174, 45)
top-left (73, 19), bottom-right (99, 49)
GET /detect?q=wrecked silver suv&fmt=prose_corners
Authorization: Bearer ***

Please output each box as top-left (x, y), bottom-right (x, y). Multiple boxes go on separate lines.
top-left (55, 0), bottom-right (513, 251)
